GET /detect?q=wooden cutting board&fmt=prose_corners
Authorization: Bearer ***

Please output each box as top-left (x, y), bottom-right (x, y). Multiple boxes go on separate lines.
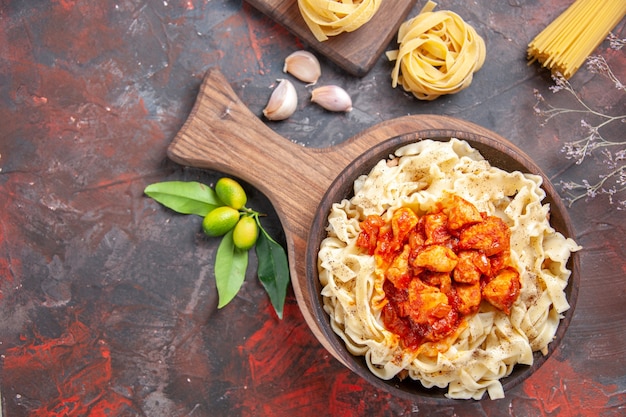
top-left (167, 68), bottom-right (576, 367)
top-left (244, 0), bottom-right (418, 76)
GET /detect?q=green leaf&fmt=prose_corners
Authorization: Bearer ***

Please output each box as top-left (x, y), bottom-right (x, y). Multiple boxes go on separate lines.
top-left (215, 229), bottom-right (249, 308)
top-left (255, 227), bottom-right (290, 319)
top-left (145, 181), bottom-right (223, 216)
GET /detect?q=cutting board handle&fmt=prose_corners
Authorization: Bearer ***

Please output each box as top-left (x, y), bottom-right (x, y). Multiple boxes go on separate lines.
top-left (168, 68), bottom-right (306, 192)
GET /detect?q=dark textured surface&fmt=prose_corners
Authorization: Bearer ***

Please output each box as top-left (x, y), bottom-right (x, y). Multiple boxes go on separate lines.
top-left (0, 1), bottom-right (624, 416)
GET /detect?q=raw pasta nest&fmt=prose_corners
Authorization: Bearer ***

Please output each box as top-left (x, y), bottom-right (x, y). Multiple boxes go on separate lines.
top-left (297, 0), bottom-right (383, 42)
top-left (386, 1), bottom-right (486, 100)
top-left (317, 139), bottom-right (580, 400)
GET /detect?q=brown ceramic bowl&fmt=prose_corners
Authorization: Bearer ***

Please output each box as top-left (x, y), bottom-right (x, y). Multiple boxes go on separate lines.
top-left (305, 130), bottom-right (580, 402)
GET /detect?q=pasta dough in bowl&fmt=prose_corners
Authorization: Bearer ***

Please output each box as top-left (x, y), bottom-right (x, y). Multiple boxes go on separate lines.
top-left (305, 131), bottom-right (580, 401)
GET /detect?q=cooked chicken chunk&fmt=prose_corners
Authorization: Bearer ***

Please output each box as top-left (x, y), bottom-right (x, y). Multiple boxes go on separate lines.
top-left (412, 245), bottom-right (458, 272)
top-left (422, 212), bottom-right (450, 244)
top-left (407, 279), bottom-right (451, 324)
top-left (445, 195), bottom-right (483, 230)
top-left (453, 250), bottom-right (490, 284)
top-left (489, 250), bottom-right (512, 275)
top-left (408, 227), bottom-right (426, 248)
top-left (356, 214), bottom-right (385, 255)
top-left (455, 282), bottom-right (482, 315)
top-left (459, 216), bottom-right (511, 256)
top-left (385, 245), bottom-right (411, 290)
top-left (392, 207), bottom-right (419, 245)
top-left (421, 271), bottom-right (452, 295)
top-left (482, 267), bottom-right (521, 314)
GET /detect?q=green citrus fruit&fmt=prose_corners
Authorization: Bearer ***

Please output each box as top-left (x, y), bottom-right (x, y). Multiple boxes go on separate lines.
top-left (202, 206), bottom-right (240, 237)
top-left (215, 177), bottom-right (247, 210)
top-left (232, 216), bottom-right (259, 250)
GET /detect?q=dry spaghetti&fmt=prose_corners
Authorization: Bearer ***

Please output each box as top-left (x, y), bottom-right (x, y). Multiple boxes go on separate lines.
top-left (527, 0), bottom-right (626, 79)
top-left (297, 0), bottom-right (383, 42)
top-left (386, 1), bottom-right (486, 100)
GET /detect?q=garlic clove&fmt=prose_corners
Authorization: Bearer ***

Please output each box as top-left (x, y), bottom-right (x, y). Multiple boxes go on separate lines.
top-left (263, 79), bottom-right (298, 121)
top-left (283, 50), bottom-right (321, 85)
top-left (311, 85), bottom-right (353, 112)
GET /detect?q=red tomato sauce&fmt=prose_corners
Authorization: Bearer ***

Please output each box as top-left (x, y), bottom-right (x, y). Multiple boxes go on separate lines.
top-left (357, 196), bottom-right (521, 351)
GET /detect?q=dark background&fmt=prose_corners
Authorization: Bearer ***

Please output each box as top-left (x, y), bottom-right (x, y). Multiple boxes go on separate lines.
top-left (1, 1), bottom-right (624, 416)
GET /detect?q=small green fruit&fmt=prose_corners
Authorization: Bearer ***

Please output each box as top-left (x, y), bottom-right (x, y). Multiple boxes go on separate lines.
top-left (232, 216), bottom-right (259, 250)
top-left (202, 206), bottom-right (240, 237)
top-left (215, 177), bottom-right (247, 210)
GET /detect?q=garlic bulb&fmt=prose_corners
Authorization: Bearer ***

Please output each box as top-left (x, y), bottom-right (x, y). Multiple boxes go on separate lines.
top-left (283, 50), bottom-right (321, 85)
top-left (311, 85), bottom-right (352, 112)
top-left (263, 79), bottom-right (298, 121)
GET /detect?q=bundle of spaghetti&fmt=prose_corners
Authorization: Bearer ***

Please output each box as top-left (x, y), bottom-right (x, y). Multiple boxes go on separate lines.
top-left (527, 0), bottom-right (626, 79)
top-left (297, 0), bottom-right (383, 42)
top-left (386, 1), bottom-right (486, 100)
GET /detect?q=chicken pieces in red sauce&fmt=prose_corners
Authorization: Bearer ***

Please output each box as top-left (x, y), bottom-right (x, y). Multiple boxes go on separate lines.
top-left (357, 196), bottom-right (521, 350)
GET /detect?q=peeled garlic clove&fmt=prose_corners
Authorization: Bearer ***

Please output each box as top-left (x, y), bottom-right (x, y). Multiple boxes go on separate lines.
top-left (263, 79), bottom-right (298, 121)
top-left (283, 50), bottom-right (321, 85)
top-left (311, 85), bottom-right (353, 112)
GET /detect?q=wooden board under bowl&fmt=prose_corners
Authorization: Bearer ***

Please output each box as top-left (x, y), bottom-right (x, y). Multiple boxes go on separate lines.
top-left (244, 0), bottom-right (418, 76)
top-left (167, 69), bottom-right (579, 394)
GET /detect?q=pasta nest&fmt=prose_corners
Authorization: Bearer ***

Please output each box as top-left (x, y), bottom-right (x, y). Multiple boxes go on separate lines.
top-left (298, 0), bottom-right (383, 42)
top-left (387, 1), bottom-right (486, 100)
